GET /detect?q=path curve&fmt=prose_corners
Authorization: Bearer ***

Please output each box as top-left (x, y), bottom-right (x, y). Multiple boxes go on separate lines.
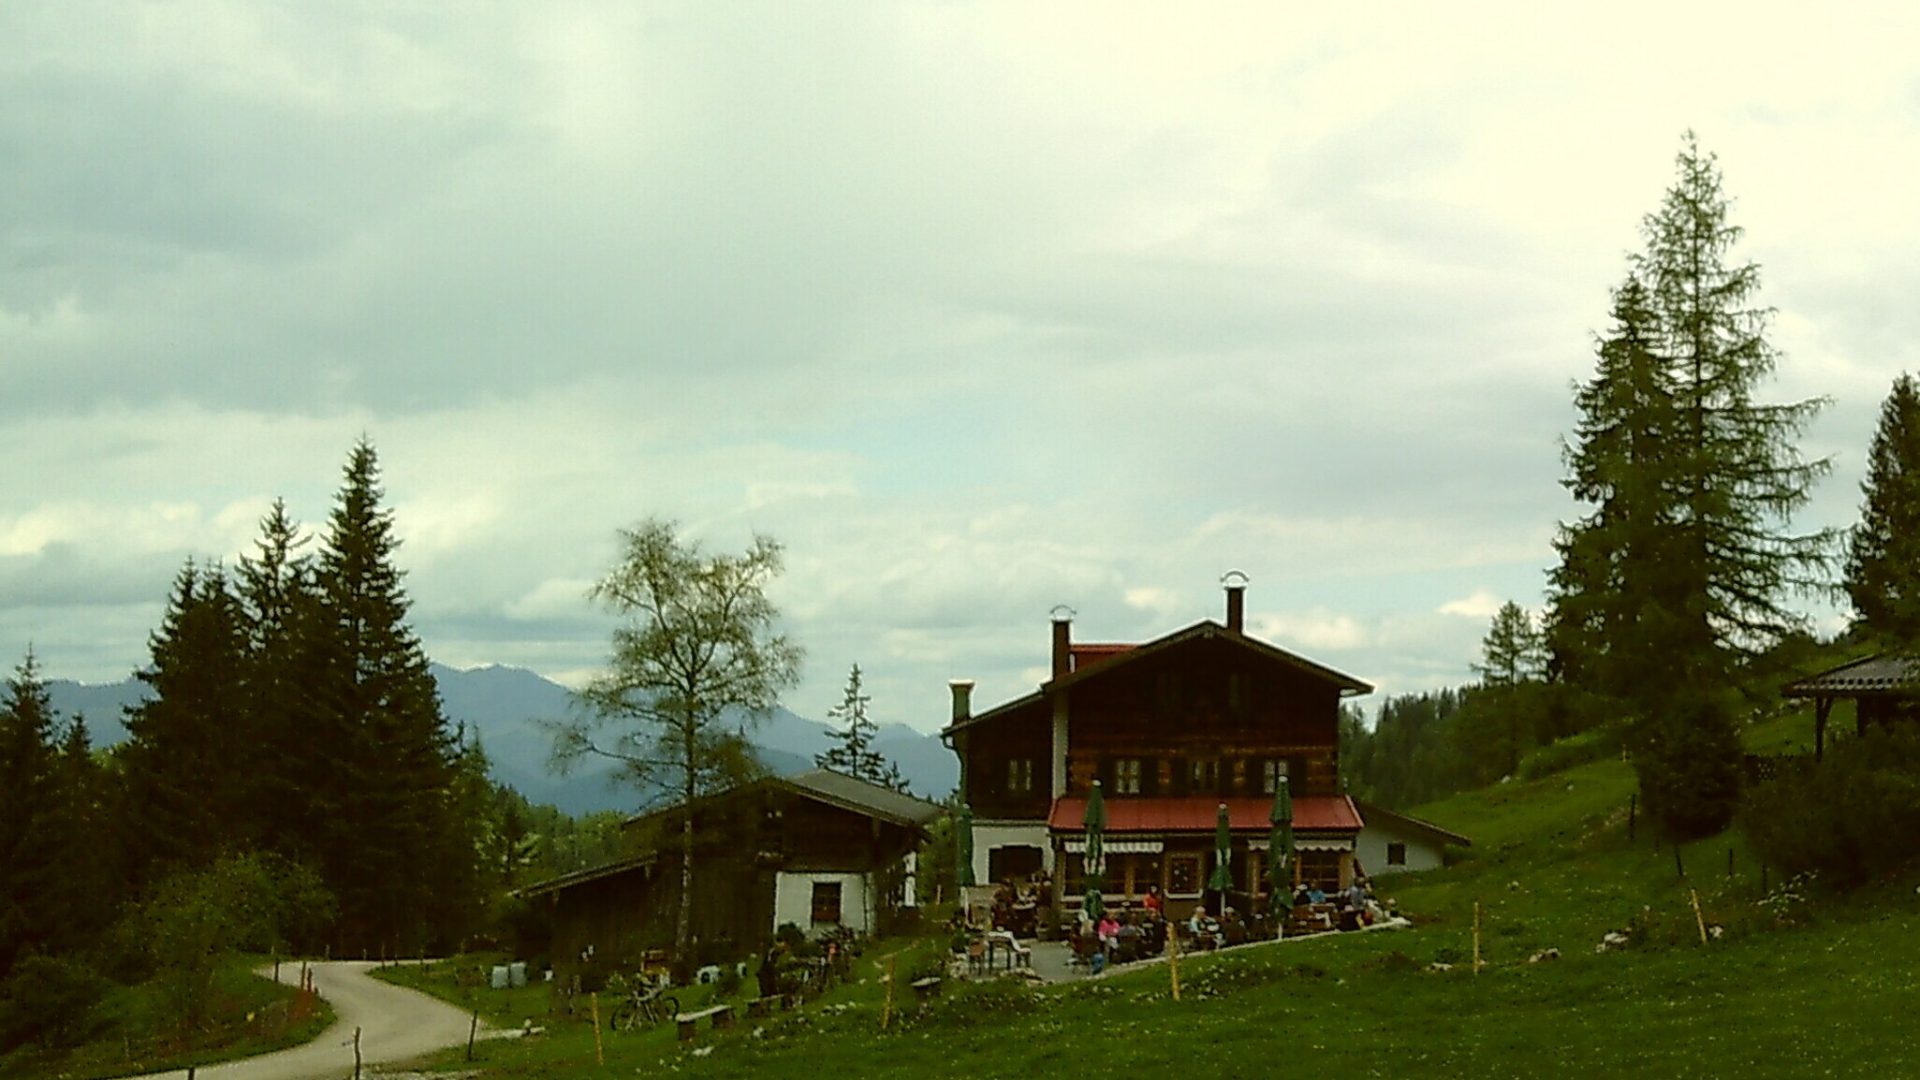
top-left (131, 960), bottom-right (486, 1080)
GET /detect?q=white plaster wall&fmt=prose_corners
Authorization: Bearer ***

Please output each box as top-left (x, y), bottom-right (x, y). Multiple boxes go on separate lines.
top-left (773, 871), bottom-right (870, 936)
top-left (969, 821), bottom-right (1053, 885)
top-left (1356, 820), bottom-right (1447, 876)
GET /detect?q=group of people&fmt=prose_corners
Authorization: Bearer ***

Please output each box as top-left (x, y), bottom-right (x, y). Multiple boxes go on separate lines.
top-left (987, 873), bottom-right (1052, 938)
top-left (1076, 895), bottom-right (1170, 972)
top-left (1289, 875), bottom-right (1389, 932)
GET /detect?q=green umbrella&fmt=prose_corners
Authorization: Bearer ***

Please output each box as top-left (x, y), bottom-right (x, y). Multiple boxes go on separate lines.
top-left (955, 803), bottom-right (975, 889)
top-left (1083, 780), bottom-right (1106, 921)
top-left (1269, 776), bottom-right (1294, 928)
top-left (1209, 801), bottom-right (1233, 917)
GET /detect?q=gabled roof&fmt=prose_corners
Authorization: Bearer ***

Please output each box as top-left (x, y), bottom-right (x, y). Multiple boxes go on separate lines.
top-left (1783, 652), bottom-right (1920, 699)
top-left (943, 619), bottom-right (1371, 738)
top-left (514, 853), bottom-right (657, 899)
top-left (1351, 799), bottom-right (1472, 847)
top-left (777, 768), bottom-right (944, 829)
top-left (1044, 620), bottom-right (1372, 697)
top-left (620, 768), bottom-right (943, 831)
top-left (1046, 794), bottom-right (1364, 833)
top-left (520, 769), bottom-right (940, 901)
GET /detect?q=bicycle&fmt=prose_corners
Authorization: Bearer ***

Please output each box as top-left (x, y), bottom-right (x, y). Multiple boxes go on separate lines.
top-left (608, 974), bottom-right (680, 1031)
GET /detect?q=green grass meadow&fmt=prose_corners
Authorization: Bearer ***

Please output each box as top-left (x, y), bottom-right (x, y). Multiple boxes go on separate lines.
top-left (380, 718), bottom-right (1920, 1079)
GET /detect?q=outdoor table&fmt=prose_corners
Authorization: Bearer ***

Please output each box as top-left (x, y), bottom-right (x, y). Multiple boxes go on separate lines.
top-left (984, 930), bottom-right (1021, 970)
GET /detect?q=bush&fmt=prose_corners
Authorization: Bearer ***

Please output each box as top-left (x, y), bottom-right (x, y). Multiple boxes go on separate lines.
top-left (1742, 727), bottom-right (1920, 884)
top-left (1518, 727), bottom-right (1620, 780)
top-left (1637, 694), bottom-right (1743, 840)
top-left (0, 955), bottom-right (108, 1051)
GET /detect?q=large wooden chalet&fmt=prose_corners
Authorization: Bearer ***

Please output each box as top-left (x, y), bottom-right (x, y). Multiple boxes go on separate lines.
top-left (946, 581), bottom-right (1407, 912)
top-left (518, 769), bottom-right (940, 984)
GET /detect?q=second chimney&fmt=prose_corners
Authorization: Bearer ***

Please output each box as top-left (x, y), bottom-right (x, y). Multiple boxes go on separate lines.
top-left (1051, 611), bottom-right (1072, 678)
top-left (1225, 573), bottom-right (1247, 633)
top-left (949, 679), bottom-right (975, 724)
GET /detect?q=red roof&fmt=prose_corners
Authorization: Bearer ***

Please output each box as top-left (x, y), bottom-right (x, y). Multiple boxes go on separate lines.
top-left (1070, 643), bottom-right (1135, 671)
top-left (1047, 795), bottom-right (1363, 833)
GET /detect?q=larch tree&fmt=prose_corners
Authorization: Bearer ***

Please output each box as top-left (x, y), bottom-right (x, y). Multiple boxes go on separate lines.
top-left (816, 663), bottom-right (906, 791)
top-left (1843, 373), bottom-right (1920, 646)
top-left (552, 519), bottom-right (803, 968)
top-left (1465, 601), bottom-right (1549, 780)
top-left (1550, 134), bottom-right (1830, 839)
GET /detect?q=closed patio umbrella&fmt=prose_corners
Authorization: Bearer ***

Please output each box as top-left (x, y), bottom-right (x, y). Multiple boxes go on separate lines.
top-left (1269, 776), bottom-right (1293, 933)
top-left (955, 803), bottom-right (975, 889)
top-left (1083, 780), bottom-right (1106, 921)
top-left (1209, 801), bottom-right (1233, 917)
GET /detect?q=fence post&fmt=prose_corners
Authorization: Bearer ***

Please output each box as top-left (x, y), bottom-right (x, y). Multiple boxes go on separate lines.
top-left (352, 1026), bottom-right (361, 1080)
top-left (881, 955), bottom-right (896, 1031)
top-left (1472, 901), bottom-right (1483, 974)
top-left (591, 992), bottom-right (604, 1065)
top-left (1168, 929), bottom-right (1181, 1001)
top-left (1673, 843), bottom-right (1685, 879)
top-left (467, 1009), bottom-right (479, 1061)
top-left (1690, 888), bottom-right (1709, 945)
top-left (1727, 847), bottom-right (1734, 880)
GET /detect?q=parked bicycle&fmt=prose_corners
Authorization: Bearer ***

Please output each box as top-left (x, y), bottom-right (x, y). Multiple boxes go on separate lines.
top-left (607, 972), bottom-right (680, 1031)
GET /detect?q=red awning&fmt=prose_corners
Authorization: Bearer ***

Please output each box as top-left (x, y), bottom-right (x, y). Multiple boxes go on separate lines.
top-left (1047, 795), bottom-right (1363, 833)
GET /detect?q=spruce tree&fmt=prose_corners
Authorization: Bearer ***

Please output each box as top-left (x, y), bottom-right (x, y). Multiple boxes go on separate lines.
top-left (235, 498), bottom-right (323, 856)
top-left (1465, 601), bottom-right (1549, 780)
top-left (1843, 373), bottom-right (1920, 645)
top-left (309, 439), bottom-right (474, 952)
top-left (38, 716), bottom-right (117, 957)
top-left (121, 561), bottom-right (252, 880)
top-left (0, 651), bottom-right (61, 975)
top-left (816, 663), bottom-right (906, 791)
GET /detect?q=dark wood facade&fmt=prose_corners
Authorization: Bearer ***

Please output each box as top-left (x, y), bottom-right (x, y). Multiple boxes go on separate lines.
top-left (946, 587), bottom-right (1373, 905)
top-left (520, 771), bottom-right (938, 986)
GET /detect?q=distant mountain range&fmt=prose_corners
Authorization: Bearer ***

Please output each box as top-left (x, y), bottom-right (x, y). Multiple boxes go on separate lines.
top-left (43, 664), bottom-right (958, 817)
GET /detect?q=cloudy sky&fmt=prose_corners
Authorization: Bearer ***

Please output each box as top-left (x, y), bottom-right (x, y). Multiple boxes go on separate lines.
top-left (5, 3), bottom-right (1917, 733)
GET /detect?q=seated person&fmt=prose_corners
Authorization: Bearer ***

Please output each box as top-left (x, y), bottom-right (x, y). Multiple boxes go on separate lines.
top-left (1222, 907), bottom-right (1249, 947)
top-left (1306, 883), bottom-right (1327, 905)
top-left (1097, 913), bottom-right (1121, 948)
top-left (1115, 917), bottom-right (1144, 963)
top-left (1142, 885), bottom-right (1164, 918)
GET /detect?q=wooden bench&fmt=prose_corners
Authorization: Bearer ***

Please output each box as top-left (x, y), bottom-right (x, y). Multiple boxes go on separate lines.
top-left (746, 993), bottom-right (796, 1018)
top-left (910, 976), bottom-right (942, 1001)
top-left (674, 1004), bottom-right (735, 1041)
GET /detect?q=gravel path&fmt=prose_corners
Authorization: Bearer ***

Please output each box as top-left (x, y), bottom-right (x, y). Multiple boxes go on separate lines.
top-left (129, 960), bottom-right (485, 1080)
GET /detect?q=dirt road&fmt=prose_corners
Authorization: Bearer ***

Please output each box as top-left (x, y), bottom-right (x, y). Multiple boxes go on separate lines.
top-left (131, 960), bottom-right (484, 1080)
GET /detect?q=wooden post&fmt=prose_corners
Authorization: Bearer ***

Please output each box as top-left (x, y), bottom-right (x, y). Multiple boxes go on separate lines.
top-left (881, 955), bottom-right (896, 1031)
top-left (467, 1009), bottom-right (479, 1061)
top-left (1472, 901), bottom-right (1482, 974)
top-left (1727, 847), bottom-right (1734, 880)
top-left (1168, 927), bottom-right (1181, 1001)
top-left (1690, 888), bottom-right (1708, 945)
top-left (352, 1026), bottom-right (362, 1080)
top-left (590, 992), bottom-right (604, 1066)
top-left (1673, 842), bottom-right (1685, 879)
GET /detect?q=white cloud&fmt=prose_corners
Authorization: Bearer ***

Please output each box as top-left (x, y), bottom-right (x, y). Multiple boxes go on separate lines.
top-left (1438, 589), bottom-right (1505, 620)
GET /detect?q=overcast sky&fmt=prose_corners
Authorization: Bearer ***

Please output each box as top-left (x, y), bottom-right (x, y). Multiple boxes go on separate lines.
top-left (5, 3), bottom-right (1917, 733)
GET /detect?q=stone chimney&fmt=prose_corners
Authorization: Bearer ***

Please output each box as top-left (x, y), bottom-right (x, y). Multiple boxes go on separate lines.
top-left (1224, 570), bottom-right (1249, 633)
top-left (949, 679), bottom-right (975, 724)
top-left (1051, 608), bottom-right (1073, 679)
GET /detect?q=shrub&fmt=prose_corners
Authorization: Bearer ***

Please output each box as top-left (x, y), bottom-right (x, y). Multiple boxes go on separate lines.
top-left (1742, 726), bottom-right (1920, 884)
top-left (0, 955), bottom-right (108, 1051)
top-left (1518, 727), bottom-right (1620, 780)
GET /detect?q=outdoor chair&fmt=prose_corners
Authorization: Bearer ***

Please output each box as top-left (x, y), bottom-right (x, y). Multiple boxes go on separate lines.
top-left (966, 938), bottom-right (988, 976)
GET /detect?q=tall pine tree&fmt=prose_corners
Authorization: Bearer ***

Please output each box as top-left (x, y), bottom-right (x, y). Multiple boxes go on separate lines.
top-left (815, 663), bottom-right (906, 791)
top-left (0, 651), bottom-right (60, 975)
top-left (1843, 373), bottom-right (1920, 646)
top-left (1551, 135), bottom-right (1830, 838)
top-left (308, 439), bottom-right (476, 953)
top-left (121, 561), bottom-right (253, 881)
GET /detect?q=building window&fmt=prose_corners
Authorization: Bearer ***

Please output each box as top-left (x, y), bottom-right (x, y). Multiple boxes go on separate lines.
top-left (1114, 758), bottom-right (1143, 795)
top-left (1168, 855), bottom-right (1200, 895)
top-left (1261, 758), bottom-right (1289, 794)
top-left (1007, 758), bottom-right (1033, 795)
top-left (1190, 758), bottom-right (1220, 792)
top-left (988, 845), bottom-right (1043, 883)
top-left (1387, 842), bottom-right (1407, 867)
top-left (810, 882), bottom-right (842, 924)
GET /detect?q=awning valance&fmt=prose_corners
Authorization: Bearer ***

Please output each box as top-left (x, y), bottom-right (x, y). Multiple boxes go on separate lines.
top-left (1062, 838), bottom-right (1164, 855)
top-left (1251, 837), bottom-right (1352, 853)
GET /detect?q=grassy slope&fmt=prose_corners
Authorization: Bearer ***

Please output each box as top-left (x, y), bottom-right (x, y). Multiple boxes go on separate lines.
top-left (391, 732), bottom-right (1920, 1078)
top-left (4, 954), bottom-right (336, 1080)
